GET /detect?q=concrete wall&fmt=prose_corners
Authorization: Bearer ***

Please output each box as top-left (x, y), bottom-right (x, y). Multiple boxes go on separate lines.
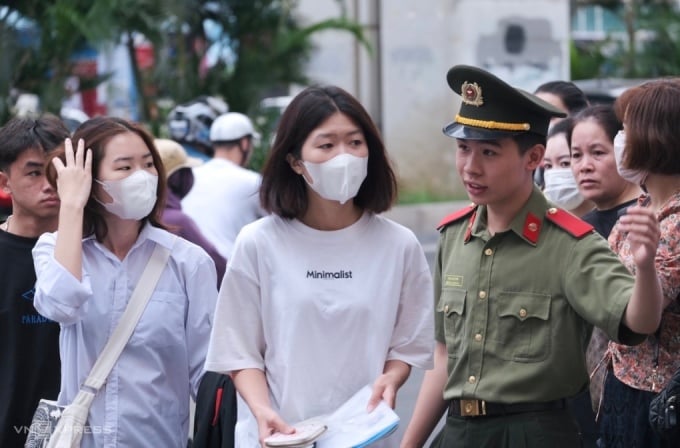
top-left (296, 0), bottom-right (570, 198)
top-left (295, 0), bottom-right (381, 121)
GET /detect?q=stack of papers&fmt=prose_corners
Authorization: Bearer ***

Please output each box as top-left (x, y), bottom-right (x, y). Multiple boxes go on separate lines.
top-left (264, 421), bottom-right (327, 447)
top-left (263, 385), bottom-right (400, 448)
top-left (316, 385), bottom-right (400, 448)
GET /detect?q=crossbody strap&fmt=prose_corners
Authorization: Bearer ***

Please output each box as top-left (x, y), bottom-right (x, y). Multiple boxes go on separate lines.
top-left (82, 238), bottom-right (176, 391)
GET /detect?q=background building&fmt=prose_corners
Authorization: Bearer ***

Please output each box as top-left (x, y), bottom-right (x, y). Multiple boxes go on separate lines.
top-left (297, 0), bottom-right (570, 198)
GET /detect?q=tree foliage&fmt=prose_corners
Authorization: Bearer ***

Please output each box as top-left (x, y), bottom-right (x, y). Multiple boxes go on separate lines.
top-left (154, 1), bottom-right (369, 114)
top-left (0, 1), bottom-right (92, 122)
top-left (572, 0), bottom-right (680, 78)
top-left (0, 0), bottom-right (368, 129)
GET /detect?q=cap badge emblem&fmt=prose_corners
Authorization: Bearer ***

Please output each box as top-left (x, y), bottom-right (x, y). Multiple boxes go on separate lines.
top-left (461, 81), bottom-right (483, 106)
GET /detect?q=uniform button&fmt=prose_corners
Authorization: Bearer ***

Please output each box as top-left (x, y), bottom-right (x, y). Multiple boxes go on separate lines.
top-left (478, 291), bottom-right (487, 299)
top-left (444, 305), bottom-right (449, 313)
top-left (519, 308), bottom-right (527, 318)
top-left (528, 223), bottom-right (538, 232)
top-left (468, 375), bottom-right (476, 384)
top-left (484, 248), bottom-right (493, 256)
top-left (474, 333), bottom-right (483, 342)
top-left (548, 207), bottom-right (557, 214)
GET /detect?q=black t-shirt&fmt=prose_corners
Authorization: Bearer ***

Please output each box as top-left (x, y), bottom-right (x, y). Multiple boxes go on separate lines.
top-left (0, 230), bottom-right (60, 447)
top-left (581, 199), bottom-right (639, 238)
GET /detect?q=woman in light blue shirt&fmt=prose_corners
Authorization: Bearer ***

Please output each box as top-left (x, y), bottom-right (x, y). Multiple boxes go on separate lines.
top-left (33, 117), bottom-right (217, 447)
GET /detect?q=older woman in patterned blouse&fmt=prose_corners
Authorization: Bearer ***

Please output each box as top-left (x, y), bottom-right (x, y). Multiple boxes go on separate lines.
top-left (598, 79), bottom-right (680, 448)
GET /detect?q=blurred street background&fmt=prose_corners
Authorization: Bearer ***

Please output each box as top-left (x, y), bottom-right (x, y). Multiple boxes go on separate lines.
top-left (0, 0), bottom-right (671, 213)
top-left (3, 0), bottom-right (676, 443)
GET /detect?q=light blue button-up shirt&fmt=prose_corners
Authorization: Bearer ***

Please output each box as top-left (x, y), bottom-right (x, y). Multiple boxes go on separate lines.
top-left (33, 224), bottom-right (217, 447)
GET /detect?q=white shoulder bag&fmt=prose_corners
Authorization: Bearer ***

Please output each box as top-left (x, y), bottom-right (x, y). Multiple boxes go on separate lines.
top-left (25, 239), bottom-right (175, 448)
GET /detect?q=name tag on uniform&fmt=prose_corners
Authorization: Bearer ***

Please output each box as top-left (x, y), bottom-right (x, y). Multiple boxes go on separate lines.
top-left (445, 275), bottom-right (463, 287)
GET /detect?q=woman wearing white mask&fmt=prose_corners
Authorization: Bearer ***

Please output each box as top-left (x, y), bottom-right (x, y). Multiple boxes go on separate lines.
top-left (32, 117), bottom-right (218, 447)
top-left (533, 80), bottom-right (589, 189)
top-left (542, 117), bottom-right (594, 217)
top-left (205, 85), bottom-right (434, 447)
top-left (598, 79), bottom-right (680, 448)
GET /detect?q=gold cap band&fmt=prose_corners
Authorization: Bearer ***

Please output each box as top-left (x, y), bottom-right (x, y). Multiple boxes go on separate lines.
top-left (455, 114), bottom-right (531, 131)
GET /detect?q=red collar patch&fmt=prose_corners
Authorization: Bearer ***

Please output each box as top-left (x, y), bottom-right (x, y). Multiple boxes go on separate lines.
top-left (437, 204), bottom-right (477, 231)
top-left (544, 207), bottom-right (594, 238)
top-left (522, 212), bottom-right (542, 244)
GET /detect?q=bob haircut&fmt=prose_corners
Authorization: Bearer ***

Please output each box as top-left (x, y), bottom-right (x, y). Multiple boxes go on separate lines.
top-left (566, 105), bottom-right (620, 150)
top-left (47, 116), bottom-right (167, 241)
top-left (613, 84), bottom-right (645, 123)
top-left (260, 85), bottom-right (398, 218)
top-left (613, 78), bottom-right (680, 129)
top-left (510, 132), bottom-right (546, 156)
top-left (534, 80), bottom-right (589, 116)
top-left (618, 79), bottom-right (680, 174)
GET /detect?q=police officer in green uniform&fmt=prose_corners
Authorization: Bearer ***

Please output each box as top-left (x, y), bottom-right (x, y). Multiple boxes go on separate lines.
top-left (400, 65), bottom-right (664, 448)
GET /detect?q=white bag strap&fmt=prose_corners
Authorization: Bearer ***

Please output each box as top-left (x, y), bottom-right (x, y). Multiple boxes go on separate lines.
top-left (82, 238), bottom-right (175, 391)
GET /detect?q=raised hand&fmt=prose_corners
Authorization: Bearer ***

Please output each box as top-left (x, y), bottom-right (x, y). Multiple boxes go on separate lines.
top-left (617, 205), bottom-right (660, 269)
top-left (52, 138), bottom-right (92, 210)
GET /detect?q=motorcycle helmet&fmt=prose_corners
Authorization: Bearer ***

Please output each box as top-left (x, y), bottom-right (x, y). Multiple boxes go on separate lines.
top-left (167, 96), bottom-right (228, 156)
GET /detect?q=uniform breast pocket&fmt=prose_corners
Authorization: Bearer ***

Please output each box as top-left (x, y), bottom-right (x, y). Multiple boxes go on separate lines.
top-left (495, 291), bottom-right (551, 362)
top-left (437, 288), bottom-right (466, 358)
top-left (130, 291), bottom-right (185, 349)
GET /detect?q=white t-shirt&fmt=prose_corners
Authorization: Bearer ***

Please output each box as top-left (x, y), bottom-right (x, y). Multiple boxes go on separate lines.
top-left (205, 212), bottom-right (434, 447)
top-left (182, 158), bottom-right (265, 259)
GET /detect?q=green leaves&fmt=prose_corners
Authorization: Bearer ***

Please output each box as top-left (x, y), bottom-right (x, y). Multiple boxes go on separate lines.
top-left (0, 0), bottom-right (368, 144)
top-left (573, 0), bottom-right (680, 79)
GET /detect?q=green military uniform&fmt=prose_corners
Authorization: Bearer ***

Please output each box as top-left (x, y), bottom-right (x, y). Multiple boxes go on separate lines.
top-left (434, 188), bottom-right (643, 403)
top-left (429, 64), bottom-right (646, 447)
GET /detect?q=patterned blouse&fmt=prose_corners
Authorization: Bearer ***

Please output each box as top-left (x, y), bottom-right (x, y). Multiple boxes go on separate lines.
top-left (607, 192), bottom-right (680, 392)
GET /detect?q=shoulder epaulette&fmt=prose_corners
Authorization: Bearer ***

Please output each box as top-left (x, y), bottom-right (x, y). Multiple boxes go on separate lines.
top-left (545, 207), bottom-right (594, 238)
top-left (437, 204), bottom-right (477, 231)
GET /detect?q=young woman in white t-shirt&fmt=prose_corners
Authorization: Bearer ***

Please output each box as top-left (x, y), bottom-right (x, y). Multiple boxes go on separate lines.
top-left (205, 85), bottom-right (435, 447)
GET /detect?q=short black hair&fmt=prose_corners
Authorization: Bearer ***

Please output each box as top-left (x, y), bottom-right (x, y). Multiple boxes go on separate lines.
top-left (547, 117), bottom-right (573, 139)
top-left (535, 81), bottom-right (589, 116)
top-left (0, 115), bottom-right (70, 172)
top-left (513, 132), bottom-right (546, 155)
top-left (566, 105), bottom-right (620, 150)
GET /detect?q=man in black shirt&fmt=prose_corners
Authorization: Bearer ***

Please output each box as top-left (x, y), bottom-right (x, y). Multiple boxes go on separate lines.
top-left (0, 115), bottom-right (70, 447)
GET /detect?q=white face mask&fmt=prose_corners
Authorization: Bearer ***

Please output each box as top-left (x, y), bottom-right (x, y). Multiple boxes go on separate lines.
top-left (613, 130), bottom-right (647, 185)
top-left (302, 153), bottom-right (368, 204)
top-left (543, 168), bottom-right (585, 210)
top-left (95, 170), bottom-right (158, 220)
